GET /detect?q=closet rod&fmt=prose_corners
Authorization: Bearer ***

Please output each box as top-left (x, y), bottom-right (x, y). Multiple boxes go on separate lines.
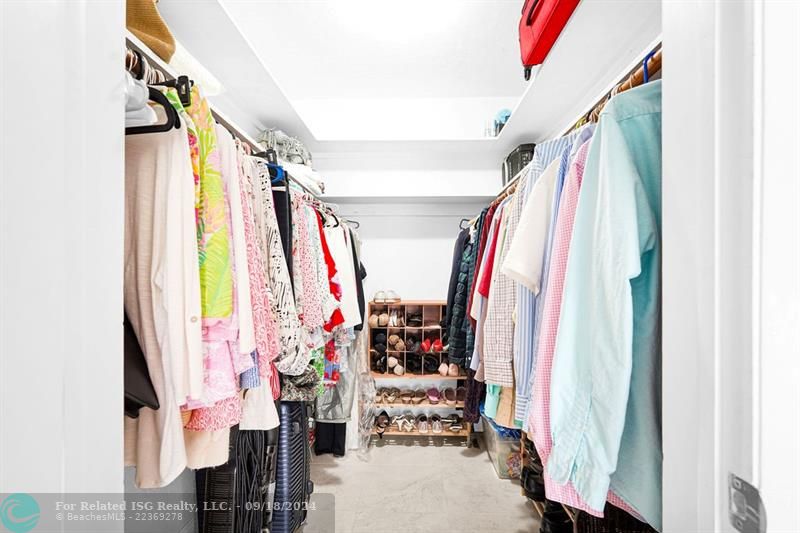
top-left (486, 44), bottom-right (664, 212)
top-left (125, 32), bottom-right (264, 153)
top-left (569, 45), bottom-right (662, 131)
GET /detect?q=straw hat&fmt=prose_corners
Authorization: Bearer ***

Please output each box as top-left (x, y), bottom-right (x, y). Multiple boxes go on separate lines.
top-left (127, 0), bottom-right (176, 62)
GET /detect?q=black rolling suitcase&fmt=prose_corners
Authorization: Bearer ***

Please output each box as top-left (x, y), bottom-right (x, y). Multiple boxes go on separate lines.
top-left (196, 425), bottom-right (280, 533)
top-left (272, 401), bottom-right (314, 533)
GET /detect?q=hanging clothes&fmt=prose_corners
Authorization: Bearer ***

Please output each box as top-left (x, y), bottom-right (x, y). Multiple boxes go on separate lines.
top-left (444, 227), bottom-right (469, 335)
top-left (547, 81), bottom-right (662, 529)
top-left (272, 182), bottom-right (293, 283)
top-left (123, 105), bottom-right (199, 489)
top-left (482, 177), bottom-right (528, 387)
top-left (253, 160), bottom-right (309, 376)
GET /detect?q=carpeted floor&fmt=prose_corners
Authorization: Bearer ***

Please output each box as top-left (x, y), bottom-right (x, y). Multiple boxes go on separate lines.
top-left (300, 437), bottom-right (539, 533)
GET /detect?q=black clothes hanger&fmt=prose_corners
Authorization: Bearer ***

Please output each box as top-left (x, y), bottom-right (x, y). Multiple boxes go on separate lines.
top-left (152, 75), bottom-right (193, 108)
top-left (125, 87), bottom-right (181, 135)
top-left (253, 148), bottom-right (278, 164)
top-left (459, 218), bottom-right (470, 230)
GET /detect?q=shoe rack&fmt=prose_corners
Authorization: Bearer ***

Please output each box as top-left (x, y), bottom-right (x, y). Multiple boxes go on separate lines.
top-left (368, 300), bottom-right (471, 441)
top-left (368, 300), bottom-right (457, 379)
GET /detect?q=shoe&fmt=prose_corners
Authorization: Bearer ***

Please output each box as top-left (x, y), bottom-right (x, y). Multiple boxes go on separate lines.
top-left (420, 338), bottom-right (431, 353)
top-left (413, 390), bottom-right (426, 404)
top-left (373, 291), bottom-right (387, 303)
top-left (407, 314), bottom-right (423, 327)
top-left (395, 340), bottom-right (406, 351)
top-left (386, 388), bottom-right (399, 403)
top-left (430, 414), bottom-right (443, 434)
top-left (443, 388), bottom-right (456, 406)
top-left (432, 339), bottom-right (443, 352)
top-left (423, 357), bottom-right (439, 374)
top-left (388, 310), bottom-right (399, 327)
top-left (375, 411), bottom-right (390, 438)
top-left (438, 363), bottom-right (449, 376)
top-left (427, 388), bottom-right (441, 404)
top-left (388, 334), bottom-right (401, 346)
top-left (400, 390), bottom-right (413, 404)
top-left (417, 414), bottom-right (429, 434)
top-left (374, 332), bottom-right (387, 345)
top-left (372, 354), bottom-right (386, 373)
top-left (393, 363), bottom-right (405, 376)
top-left (408, 341), bottom-right (421, 356)
top-left (374, 343), bottom-right (387, 355)
top-left (378, 313), bottom-right (389, 327)
top-left (402, 411), bottom-right (416, 432)
top-left (449, 415), bottom-right (463, 432)
top-left (368, 314), bottom-right (379, 328)
top-left (387, 356), bottom-right (399, 369)
top-left (448, 363), bottom-right (460, 377)
top-left (385, 290), bottom-right (401, 303)
top-left (456, 386), bottom-right (466, 404)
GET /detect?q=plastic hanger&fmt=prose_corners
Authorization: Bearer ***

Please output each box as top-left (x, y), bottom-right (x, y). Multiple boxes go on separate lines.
top-left (125, 87), bottom-right (180, 135)
top-left (153, 75), bottom-right (192, 108)
top-left (642, 50), bottom-right (656, 83)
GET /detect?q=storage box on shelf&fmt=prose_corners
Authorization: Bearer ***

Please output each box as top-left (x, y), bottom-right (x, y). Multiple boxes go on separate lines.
top-left (368, 300), bottom-right (471, 442)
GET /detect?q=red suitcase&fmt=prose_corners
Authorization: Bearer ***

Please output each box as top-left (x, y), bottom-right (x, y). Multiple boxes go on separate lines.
top-left (519, 0), bottom-right (581, 80)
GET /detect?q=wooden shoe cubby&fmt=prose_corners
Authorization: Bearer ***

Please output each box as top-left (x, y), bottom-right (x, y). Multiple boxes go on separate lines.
top-left (368, 300), bottom-right (457, 379)
top-left (368, 299), bottom-right (472, 443)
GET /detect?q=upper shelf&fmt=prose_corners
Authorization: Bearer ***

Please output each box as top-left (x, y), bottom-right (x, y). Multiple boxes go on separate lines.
top-left (157, 0), bottom-right (661, 165)
top-left (493, 0), bottom-right (662, 155)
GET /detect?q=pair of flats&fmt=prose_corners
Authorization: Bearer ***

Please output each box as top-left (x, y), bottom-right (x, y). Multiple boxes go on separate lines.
top-left (437, 361), bottom-right (461, 377)
top-left (367, 309), bottom-right (405, 328)
top-left (387, 334), bottom-right (406, 351)
top-left (373, 290), bottom-right (400, 303)
top-left (418, 338), bottom-right (444, 354)
top-left (426, 386), bottom-right (466, 406)
top-left (415, 414), bottom-right (462, 434)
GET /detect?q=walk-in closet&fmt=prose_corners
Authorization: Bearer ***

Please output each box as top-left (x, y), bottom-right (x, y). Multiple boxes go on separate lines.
top-left (2, 1), bottom-right (799, 533)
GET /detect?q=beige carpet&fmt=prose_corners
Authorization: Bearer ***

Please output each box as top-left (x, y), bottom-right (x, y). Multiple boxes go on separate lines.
top-left (301, 438), bottom-right (539, 533)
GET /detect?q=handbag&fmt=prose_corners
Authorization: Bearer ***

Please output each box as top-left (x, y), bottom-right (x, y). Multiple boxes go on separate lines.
top-left (124, 313), bottom-right (160, 418)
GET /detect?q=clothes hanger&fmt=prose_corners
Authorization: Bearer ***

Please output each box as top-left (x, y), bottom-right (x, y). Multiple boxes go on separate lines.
top-left (125, 87), bottom-right (180, 135)
top-left (642, 50), bottom-right (655, 83)
top-left (152, 75), bottom-right (192, 108)
top-left (459, 218), bottom-right (471, 230)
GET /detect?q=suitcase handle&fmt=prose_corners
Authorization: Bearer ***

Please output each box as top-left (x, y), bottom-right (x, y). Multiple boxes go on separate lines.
top-left (525, 0), bottom-right (540, 26)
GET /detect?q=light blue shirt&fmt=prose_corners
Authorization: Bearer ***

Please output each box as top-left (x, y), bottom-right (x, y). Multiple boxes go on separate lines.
top-left (547, 80), bottom-right (662, 530)
top-left (512, 132), bottom-right (585, 423)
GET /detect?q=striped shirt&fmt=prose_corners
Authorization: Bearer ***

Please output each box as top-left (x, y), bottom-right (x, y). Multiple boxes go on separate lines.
top-left (505, 131), bottom-right (586, 422)
top-left (482, 173), bottom-right (530, 387)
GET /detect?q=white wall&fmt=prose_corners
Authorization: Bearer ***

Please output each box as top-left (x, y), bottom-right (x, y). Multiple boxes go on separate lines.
top-left (315, 151), bottom-right (501, 199)
top-left (0, 0), bottom-right (125, 494)
top-left (757, 1), bottom-right (800, 529)
top-left (340, 203), bottom-right (485, 302)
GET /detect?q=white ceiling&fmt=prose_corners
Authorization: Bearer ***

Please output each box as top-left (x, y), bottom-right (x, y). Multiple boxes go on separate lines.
top-left (219, 0), bottom-right (527, 140)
